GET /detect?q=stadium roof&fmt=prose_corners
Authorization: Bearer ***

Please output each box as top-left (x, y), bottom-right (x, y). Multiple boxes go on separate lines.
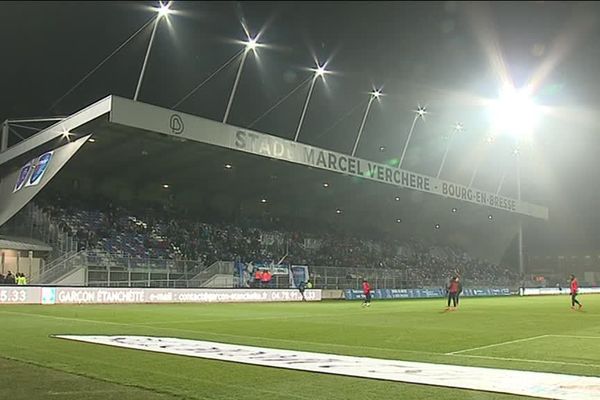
top-left (0, 95), bottom-right (547, 217)
top-left (0, 95), bottom-right (552, 262)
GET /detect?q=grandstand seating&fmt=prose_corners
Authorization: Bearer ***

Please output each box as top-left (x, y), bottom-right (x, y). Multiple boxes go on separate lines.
top-left (38, 204), bottom-right (519, 286)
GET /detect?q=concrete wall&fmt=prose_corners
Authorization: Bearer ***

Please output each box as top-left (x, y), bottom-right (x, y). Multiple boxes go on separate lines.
top-left (0, 250), bottom-right (42, 281)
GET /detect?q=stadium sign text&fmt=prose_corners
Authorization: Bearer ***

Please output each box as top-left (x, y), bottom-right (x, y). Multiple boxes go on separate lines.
top-left (234, 130), bottom-right (521, 214)
top-left (106, 96), bottom-right (548, 219)
top-left (0, 286), bottom-right (322, 305)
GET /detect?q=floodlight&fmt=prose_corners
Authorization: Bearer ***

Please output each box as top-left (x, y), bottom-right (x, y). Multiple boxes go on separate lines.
top-left (246, 38), bottom-right (258, 51)
top-left (157, 2), bottom-right (171, 18)
top-left (489, 85), bottom-right (539, 140)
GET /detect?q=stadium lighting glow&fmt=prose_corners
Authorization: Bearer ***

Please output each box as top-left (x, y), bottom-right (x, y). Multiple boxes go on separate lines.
top-left (60, 128), bottom-right (72, 140)
top-left (134, 2), bottom-right (172, 101)
top-left (398, 104), bottom-right (428, 168)
top-left (245, 38), bottom-right (258, 51)
top-left (156, 2), bottom-right (172, 18)
top-left (415, 105), bottom-right (427, 119)
top-left (294, 62), bottom-right (328, 142)
top-left (223, 36), bottom-right (261, 123)
top-left (489, 85), bottom-right (539, 141)
top-left (352, 88), bottom-right (382, 156)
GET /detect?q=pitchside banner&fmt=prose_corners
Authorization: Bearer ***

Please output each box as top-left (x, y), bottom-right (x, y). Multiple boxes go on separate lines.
top-left (108, 97), bottom-right (548, 220)
top-left (520, 287), bottom-right (600, 296)
top-left (344, 287), bottom-right (511, 300)
top-left (0, 286), bottom-right (321, 305)
top-left (0, 286), bottom-right (41, 304)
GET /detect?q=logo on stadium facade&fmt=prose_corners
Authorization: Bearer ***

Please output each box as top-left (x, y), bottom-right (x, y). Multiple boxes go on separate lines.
top-left (169, 114), bottom-right (184, 135)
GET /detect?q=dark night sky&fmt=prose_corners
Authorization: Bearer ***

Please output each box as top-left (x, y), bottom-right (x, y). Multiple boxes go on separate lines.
top-left (2, 1), bottom-right (600, 254)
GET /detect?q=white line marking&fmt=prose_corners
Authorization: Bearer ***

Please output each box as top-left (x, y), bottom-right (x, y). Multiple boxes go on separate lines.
top-left (446, 335), bottom-right (550, 355)
top-left (549, 335), bottom-right (600, 339)
top-left (452, 353), bottom-right (600, 369)
top-left (48, 390), bottom-right (124, 395)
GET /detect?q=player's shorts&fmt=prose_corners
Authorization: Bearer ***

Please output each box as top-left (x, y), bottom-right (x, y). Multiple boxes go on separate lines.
top-left (365, 292), bottom-right (372, 301)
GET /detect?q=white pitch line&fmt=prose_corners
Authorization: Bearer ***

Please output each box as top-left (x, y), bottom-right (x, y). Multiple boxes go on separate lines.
top-left (548, 334), bottom-right (600, 340)
top-left (451, 353), bottom-right (600, 369)
top-left (446, 335), bottom-right (550, 355)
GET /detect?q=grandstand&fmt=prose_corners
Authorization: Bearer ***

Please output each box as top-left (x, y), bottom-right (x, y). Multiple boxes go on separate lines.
top-left (0, 96), bottom-right (545, 290)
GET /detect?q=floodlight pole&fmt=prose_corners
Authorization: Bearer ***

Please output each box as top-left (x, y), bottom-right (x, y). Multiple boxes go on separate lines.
top-left (1, 120), bottom-right (8, 152)
top-left (495, 169), bottom-right (508, 195)
top-left (468, 161), bottom-right (480, 188)
top-left (437, 125), bottom-right (461, 178)
top-left (398, 112), bottom-right (422, 169)
top-left (516, 151), bottom-right (524, 276)
top-left (351, 94), bottom-right (377, 156)
top-left (294, 75), bottom-right (318, 142)
top-left (134, 15), bottom-right (161, 101)
top-left (223, 49), bottom-right (250, 124)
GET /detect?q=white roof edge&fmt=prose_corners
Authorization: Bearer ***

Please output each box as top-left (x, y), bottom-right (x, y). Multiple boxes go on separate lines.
top-left (0, 95), bottom-right (112, 166)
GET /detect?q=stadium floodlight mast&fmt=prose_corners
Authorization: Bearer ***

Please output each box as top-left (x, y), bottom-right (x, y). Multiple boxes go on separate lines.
top-left (495, 147), bottom-right (519, 195)
top-left (351, 90), bottom-right (382, 156)
top-left (133, 1), bottom-right (172, 101)
top-left (223, 37), bottom-right (259, 124)
top-left (398, 105), bottom-right (427, 169)
top-left (293, 64), bottom-right (328, 142)
top-left (436, 122), bottom-right (463, 178)
top-left (468, 136), bottom-right (494, 188)
top-left (488, 84), bottom-right (539, 276)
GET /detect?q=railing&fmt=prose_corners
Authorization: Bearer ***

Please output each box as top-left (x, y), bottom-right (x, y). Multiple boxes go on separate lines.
top-left (183, 261), bottom-right (234, 288)
top-left (35, 250), bottom-right (86, 284)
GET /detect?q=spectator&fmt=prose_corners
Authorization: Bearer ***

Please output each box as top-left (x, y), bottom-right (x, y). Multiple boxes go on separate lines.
top-left (254, 269), bottom-right (263, 288)
top-left (261, 269), bottom-right (272, 288)
top-left (4, 271), bottom-right (15, 285)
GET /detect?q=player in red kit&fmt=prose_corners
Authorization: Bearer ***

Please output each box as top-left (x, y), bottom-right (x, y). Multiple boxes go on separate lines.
top-left (446, 276), bottom-right (459, 310)
top-left (570, 274), bottom-right (582, 310)
top-left (361, 279), bottom-right (372, 307)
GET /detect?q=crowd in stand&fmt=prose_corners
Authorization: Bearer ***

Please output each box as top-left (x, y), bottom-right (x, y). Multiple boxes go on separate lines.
top-left (0, 272), bottom-right (27, 285)
top-left (36, 202), bottom-right (518, 286)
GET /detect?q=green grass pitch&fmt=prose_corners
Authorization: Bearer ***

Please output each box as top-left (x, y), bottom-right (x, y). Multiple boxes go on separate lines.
top-left (0, 295), bottom-right (598, 399)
